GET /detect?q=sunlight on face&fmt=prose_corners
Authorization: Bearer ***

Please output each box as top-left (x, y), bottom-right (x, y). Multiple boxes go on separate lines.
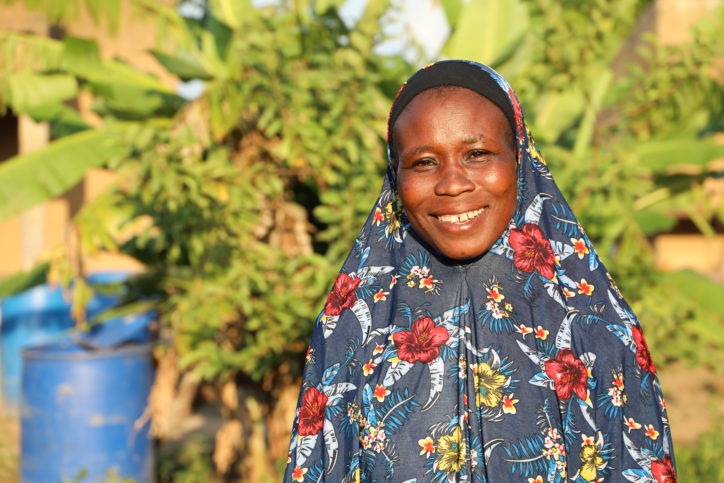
top-left (394, 87), bottom-right (518, 260)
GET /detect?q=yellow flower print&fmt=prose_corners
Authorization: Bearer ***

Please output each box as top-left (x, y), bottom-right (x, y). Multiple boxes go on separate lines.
top-left (473, 362), bottom-right (506, 407)
top-left (384, 200), bottom-right (401, 233)
top-left (579, 442), bottom-right (604, 481)
top-left (435, 426), bottom-right (466, 473)
top-left (526, 127), bottom-right (546, 165)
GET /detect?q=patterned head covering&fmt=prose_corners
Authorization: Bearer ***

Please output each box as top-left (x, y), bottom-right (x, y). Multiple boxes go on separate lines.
top-left (284, 60), bottom-right (676, 483)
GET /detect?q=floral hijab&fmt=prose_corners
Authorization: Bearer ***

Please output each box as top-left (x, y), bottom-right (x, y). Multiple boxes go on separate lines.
top-left (284, 61), bottom-right (676, 483)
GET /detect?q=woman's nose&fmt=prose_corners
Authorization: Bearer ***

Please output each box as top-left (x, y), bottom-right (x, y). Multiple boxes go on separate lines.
top-left (434, 162), bottom-right (475, 196)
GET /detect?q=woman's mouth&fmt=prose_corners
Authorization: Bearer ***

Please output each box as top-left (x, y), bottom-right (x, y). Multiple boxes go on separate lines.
top-left (435, 207), bottom-right (487, 224)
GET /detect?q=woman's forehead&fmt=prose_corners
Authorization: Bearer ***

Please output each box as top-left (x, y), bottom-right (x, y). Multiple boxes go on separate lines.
top-left (392, 87), bottom-right (513, 146)
top-left (386, 61), bottom-right (516, 144)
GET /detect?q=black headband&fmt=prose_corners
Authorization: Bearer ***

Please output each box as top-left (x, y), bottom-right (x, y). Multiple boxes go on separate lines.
top-left (387, 61), bottom-right (516, 147)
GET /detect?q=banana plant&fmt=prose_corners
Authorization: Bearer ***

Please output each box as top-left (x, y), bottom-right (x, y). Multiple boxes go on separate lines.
top-left (439, 0), bottom-right (724, 370)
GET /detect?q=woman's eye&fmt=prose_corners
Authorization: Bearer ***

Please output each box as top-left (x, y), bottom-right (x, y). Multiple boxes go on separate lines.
top-left (468, 149), bottom-right (490, 159)
top-left (411, 158), bottom-right (435, 168)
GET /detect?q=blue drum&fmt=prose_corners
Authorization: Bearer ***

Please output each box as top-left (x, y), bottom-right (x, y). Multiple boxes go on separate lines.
top-left (0, 272), bottom-right (129, 411)
top-left (21, 341), bottom-right (154, 482)
top-left (1, 284), bottom-right (73, 411)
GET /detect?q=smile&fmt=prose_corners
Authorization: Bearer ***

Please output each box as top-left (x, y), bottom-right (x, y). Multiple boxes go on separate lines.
top-left (435, 208), bottom-right (486, 224)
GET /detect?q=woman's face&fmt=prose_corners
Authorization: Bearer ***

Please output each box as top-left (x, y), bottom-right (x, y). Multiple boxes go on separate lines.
top-left (393, 87), bottom-right (518, 261)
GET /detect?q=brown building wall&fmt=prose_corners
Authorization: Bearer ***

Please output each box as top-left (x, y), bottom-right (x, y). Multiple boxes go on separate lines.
top-left (0, 0), bottom-right (171, 278)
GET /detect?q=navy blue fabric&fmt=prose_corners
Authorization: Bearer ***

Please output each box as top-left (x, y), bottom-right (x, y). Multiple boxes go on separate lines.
top-left (283, 61), bottom-right (676, 483)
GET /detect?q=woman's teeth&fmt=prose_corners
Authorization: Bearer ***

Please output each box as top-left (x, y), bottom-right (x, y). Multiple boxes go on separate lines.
top-left (437, 208), bottom-right (485, 224)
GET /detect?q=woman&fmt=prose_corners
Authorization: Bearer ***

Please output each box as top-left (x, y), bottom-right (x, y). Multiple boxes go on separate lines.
top-left (283, 61), bottom-right (676, 482)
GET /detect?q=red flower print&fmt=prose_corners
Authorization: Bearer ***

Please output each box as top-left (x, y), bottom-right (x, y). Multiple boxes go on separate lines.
top-left (393, 317), bottom-right (449, 364)
top-left (544, 349), bottom-right (589, 401)
top-left (324, 273), bottom-right (361, 317)
top-left (632, 325), bottom-right (656, 374)
top-left (509, 223), bottom-right (556, 280)
top-left (298, 387), bottom-right (328, 436)
top-left (508, 88), bottom-right (524, 140)
top-left (651, 454), bottom-right (677, 483)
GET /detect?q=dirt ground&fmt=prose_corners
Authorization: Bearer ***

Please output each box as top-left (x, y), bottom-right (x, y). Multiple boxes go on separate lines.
top-left (0, 412), bottom-right (18, 482)
top-left (658, 363), bottom-right (724, 446)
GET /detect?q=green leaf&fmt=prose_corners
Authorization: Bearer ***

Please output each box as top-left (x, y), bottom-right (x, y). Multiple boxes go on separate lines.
top-left (636, 138), bottom-right (724, 173)
top-left (150, 49), bottom-right (214, 81)
top-left (660, 270), bottom-right (724, 317)
top-left (0, 262), bottom-right (49, 297)
top-left (62, 35), bottom-right (103, 76)
top-left (632, 209), bottom-right (677, 235)
top-left (87, 299), bottom-right (158, 325)
top-left (0, 123), bottom-right (135, 222)
top-left (442, 0), bottom-right (529, 66)
top-left (7, 72), bottom-right (77, 112)
top-left (63, 36), bottom-right (171, 92)
top-left (532, 88), bottom-right (585, 142)
top-left (0, 32), bottom-right (64, 73)
top-left (91, 82), bottom-right (182, 119)
top-left (22, 103), bottom-right (91, 136)
top-left (209, 0), bottom-right (253, 28)
top-left (440, 0), bottom-right (464, 29)
top-left (573, 69), bottom-right (612, 158)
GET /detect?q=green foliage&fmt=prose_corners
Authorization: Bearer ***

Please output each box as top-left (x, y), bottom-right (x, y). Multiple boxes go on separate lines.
top-left (89, 1), bottom-right (407, 383)
top-left (0, 123), bottom-right (135, 220)
top-left (0, 262), bottom-right (48, 297)
top-left (443, 0), bottom-right (724, 371)
top-left (157, 436), bottom-right (220, 483)
top-left (0, 0), bottom-right (407, 385)
top-left (675, 422), bottom-right (724, 482)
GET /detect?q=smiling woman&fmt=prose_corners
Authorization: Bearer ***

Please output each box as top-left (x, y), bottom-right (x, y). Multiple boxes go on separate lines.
top-left (284, 61), bottom-right (677, 482)
top-left (394, 86), bottom-right (517, 260)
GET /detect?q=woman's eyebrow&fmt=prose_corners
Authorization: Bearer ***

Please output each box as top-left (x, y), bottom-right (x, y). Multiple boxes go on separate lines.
top-left (403, 134), bottom-right (488, 157)
top-left (462, 134), bottom-right (486, 144)
top-left (407, 145), bottom-right (434, 156)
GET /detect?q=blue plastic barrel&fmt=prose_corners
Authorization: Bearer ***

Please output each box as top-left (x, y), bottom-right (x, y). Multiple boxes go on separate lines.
top-left (0, 272), bottom-right (129, 411)
top-left (21, 341), bottom-right (154, 483)
top-left (1, 284), bottom-right (73, 412)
